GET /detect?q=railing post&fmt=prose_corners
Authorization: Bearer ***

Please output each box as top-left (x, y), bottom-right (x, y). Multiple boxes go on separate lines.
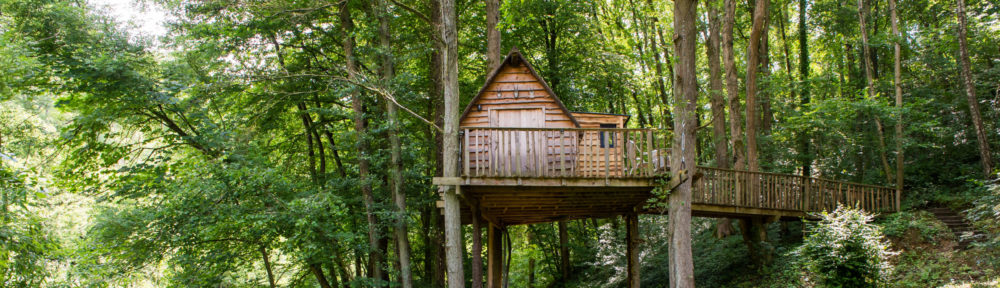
top-left (464, 129), bottom-right (470, 177)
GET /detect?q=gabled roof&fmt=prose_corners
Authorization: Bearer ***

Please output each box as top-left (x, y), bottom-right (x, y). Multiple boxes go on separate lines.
top-left (461, 48), bottom-right (580, 127)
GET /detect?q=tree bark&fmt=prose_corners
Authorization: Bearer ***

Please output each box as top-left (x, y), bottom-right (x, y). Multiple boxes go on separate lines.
top-left (798, 0), bottom-right (811, 177)
top-left (707, 0), bottom-right (734, 238)
top-left (956, 0), bottom-right (994, 177)
top-left (486, 0), bottom-right (502, 71)
top-left (889, 0), bottom-right (903, 206)
top-left (439, 0), bottom-right (465, 286)
top-left (857, 0), bottom-right (895, 184)
top-left (723, 0), bottom-right (745, 171)
top-left (669, 0), bottom-right (697, 286)
top-left (626, 214), bottom-right (641, 288)
top-left (340, 3), bottom-right (385, 285)
top-left (261, 246), bottom-right (276, 288)
top-left (377, 1), bottom-right (414, 286)
top-left (745, 0), bottom-right (768, 173)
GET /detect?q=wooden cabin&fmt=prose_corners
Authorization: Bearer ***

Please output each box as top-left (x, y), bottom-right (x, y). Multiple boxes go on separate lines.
top-left (460, 49), bottom-right (666, 179)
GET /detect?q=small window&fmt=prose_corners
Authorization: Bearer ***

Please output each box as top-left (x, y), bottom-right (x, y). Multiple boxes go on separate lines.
top-left (600, 123), bottom-right (617, 148)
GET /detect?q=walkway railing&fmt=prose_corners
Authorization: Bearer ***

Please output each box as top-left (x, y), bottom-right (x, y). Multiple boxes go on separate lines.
top-left (461, 127), bottom-right (668, 178)
top-left (695, 167), bottom-right (900, 213)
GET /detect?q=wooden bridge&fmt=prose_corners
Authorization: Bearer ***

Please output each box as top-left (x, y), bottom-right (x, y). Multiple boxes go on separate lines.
top-left (437, 127), bottom-right (899, 226)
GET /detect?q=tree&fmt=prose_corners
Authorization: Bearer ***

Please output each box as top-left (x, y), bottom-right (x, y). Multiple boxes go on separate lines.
top-left (377, 0), bottom-right (414, 286)
top-left (340, 2), bottom-right (386, 285)
top-left (722, 0), bottom-right (745, 172)
top-left (439, 0), bottom-right (465, 286)
top-left (487, 0), bottom-right (502, 71)
top-left (707, 0), bottom-right (734, 238)
top-left (745, 0), bottom-right (768, 173)
top-left (889, 0), bottom-right (903, 204)
top-left (955, 0), bottom-right (993, 177)
top-left (668, 0), bottom-right (698, 285)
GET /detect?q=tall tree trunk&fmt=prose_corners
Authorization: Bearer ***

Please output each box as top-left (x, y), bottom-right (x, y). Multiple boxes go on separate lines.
top-left (647, 0), bottom-right (670, 127)
top-left (707, 0), bottom-right (734, 238)
top-left (486, 0), bottom-right (502, 71)
top-left (340, 3), bottom-right (385, 285)
top-left (889, 0), bottom-right (904, 206)
top-left (377, 1), bottom-right (414, 286)
top-left (956, 0), bottom-right (994, 177)
top-left (758, 2), bottom-right (773, 138)
top-left (669, 0), bottom-right (697, 285)
top-left (798, 0), bottom-right (811, 177)
top-left (746, 0), bottom-right (769, 172)
top-left (427, 0), bottom-right (448, 285)
top-left (858, 0), bottom-right (894, 184)
top-left (723, 0), bottom-right (745, 171)
top-left (439, 0), bottom-right (466, 286)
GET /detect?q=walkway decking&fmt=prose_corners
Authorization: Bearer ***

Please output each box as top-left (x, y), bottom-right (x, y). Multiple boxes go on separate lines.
top-left (435, 127), bottom-right (899, 226)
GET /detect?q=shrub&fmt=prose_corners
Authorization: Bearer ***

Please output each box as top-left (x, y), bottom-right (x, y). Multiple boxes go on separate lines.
top-left (798, 205), bottom-right (895, 288)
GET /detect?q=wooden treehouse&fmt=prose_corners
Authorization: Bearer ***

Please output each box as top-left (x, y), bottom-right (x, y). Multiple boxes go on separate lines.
top-left (433, 49), bottom-right (900, 287)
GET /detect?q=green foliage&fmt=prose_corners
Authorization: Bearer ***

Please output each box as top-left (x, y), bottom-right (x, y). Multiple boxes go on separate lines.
top-left (0, 163), bottom-right (58, 287)
top-left (880, 211), bottom-right (954, 245)
top-left (798, 206), bottom-right (895, 288)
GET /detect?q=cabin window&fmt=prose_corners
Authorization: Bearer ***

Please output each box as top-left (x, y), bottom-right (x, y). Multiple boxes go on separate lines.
top-left (600, 123), bottom-right (617, 148)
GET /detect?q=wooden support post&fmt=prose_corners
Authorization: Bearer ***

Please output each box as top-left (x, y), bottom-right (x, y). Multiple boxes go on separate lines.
top-left (626, 214), bottom-right (641, 288)
top-left (472, 207), bottom-right (484, 288)
top-left (487, 225), bottom-right (504, 288)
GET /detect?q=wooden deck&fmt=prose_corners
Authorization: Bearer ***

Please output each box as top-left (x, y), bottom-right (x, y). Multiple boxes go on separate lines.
top-left (436, 127), bottom-right (900, 226)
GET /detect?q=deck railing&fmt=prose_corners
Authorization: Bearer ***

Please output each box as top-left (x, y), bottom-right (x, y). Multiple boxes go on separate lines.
top-left (695, 167), bottom-right (900, 212)
top-left (461, 127), bottom-right (669, 178)
top-left (458, 127), bottom-right (899, 213)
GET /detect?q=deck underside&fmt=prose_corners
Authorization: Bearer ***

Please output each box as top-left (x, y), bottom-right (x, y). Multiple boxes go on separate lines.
top-left (446, 177), bottom-right (814, 226)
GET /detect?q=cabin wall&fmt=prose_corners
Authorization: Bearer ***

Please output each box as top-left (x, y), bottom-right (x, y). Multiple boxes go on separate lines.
top-left (460, 65), bottom-right (576, 128)
top-left (571, 113), bottom-right (629, 176)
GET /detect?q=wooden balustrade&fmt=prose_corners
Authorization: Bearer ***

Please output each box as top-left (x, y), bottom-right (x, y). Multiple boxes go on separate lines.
top-left (694, 167), bottom-right (900, 213)
top-left (461, 127), bottom-right (669, 178)
top-left (459, 127), bottom-right (899, 213)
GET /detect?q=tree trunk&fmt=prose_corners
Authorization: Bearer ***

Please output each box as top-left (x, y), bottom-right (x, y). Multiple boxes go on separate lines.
top-left (798, 0), bottom-right (811, 177)
top-left (723, 0), bottom-right (745, 171)
top-left (669, 0), bottom-right (697, 286)
top-left (858, 0), bottom-right (895, 184)
top-left (745, 0), bottom-right (768, 173)
top-left (427, 0), bottom-right (448, 285)
top-left (889, 0), bottom-right (903, 207)
top-left (707, 0), bottom-right (734, 239)
top-left (486, 0), bottom-right (502, 71)
top-left (311, 263), bottom-right (334, 288)
top-left (340, 3), bottom-right (385, 285)
top-left (758, 2), bottom-right (773, 139)
top-left (439, 0), bottom-right (466, 286)
top-left (261, 246), bottom-right (276, 288)
top-left (377, 1), bottom-right (414, 286)
top-left (956, 0), bottom-right (994, 177)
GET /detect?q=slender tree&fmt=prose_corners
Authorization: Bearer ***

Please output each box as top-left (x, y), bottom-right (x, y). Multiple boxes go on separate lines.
top-left (955, 0), bottom-right (994, 177)
top-left (889, 0), bottom-right (903, 205)
top-left (707, 0), bottom-right (734, 238)
top-left (857, 0), bottom-right (894, 184)
top-left (723, 0), bottom-right (745, 171)
top-left (377, 0), bottom-right (414, 286)
top-left (340, 2), bottom-right (385, 285)
top-left (669, 0), bottom-right (698, 285)
top-left (798, 0), bottom-right (811, 177)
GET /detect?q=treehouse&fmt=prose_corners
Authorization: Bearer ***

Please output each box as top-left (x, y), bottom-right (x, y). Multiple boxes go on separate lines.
top-left (434, 49), bottom-right (900, 288)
